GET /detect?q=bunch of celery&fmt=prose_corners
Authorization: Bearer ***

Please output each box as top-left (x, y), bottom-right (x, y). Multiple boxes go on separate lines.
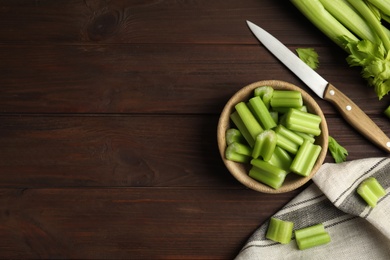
top-left (291, 0), bottom-right (390, 99)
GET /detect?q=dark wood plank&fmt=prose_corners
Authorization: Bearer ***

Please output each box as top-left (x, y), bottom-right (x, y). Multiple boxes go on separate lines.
top-left (0, 115), bottom-right (388, 188)
top-left (0, 187), bottom-right (300, 259)
top-left (1, 44), bottom-right (389, 114)
top-left (0, 0), bottom-right (326, 45)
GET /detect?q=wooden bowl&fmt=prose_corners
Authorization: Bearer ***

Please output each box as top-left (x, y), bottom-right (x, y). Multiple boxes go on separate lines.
top-left (217, 80), bottom-right (328, 193)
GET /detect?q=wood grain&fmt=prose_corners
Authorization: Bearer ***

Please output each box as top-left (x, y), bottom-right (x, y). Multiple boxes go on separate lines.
top-left (0, 0), bottom-right (389, 259)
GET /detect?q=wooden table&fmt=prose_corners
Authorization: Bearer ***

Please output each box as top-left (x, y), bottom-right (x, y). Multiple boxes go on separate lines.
top-left (0, 0), bottom-right (389, 259)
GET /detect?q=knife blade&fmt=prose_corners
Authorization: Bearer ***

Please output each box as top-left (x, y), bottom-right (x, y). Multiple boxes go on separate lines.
top-left (246, 20), bottom-right (390, 153)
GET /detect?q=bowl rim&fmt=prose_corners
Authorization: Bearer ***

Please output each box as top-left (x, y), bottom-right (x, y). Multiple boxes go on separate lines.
top-left (217, 80), bottom-right (329, 193)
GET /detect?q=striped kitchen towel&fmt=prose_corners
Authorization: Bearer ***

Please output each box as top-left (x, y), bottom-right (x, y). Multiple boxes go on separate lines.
top-left (236, 157), bottom-right (390, 260)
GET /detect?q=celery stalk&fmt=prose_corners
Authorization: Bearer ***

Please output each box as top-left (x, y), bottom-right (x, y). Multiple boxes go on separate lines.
top-left (290, 140), bottom-right (322, 177)
top-left (225, 146), bottom-right (251, 163)
top-left (235, 102), bottom-right (264, 141)
top-left (249, 159), bottom-right (288, 189)
top-left (266, 217), bottom-right (294, 244)
top-left (249, 96), bottom-right (277, 130)
top-left (252, 130), bottom-right (277, 161)
top-left (357, 177), bottom-right (386, 207)
top-left (284, 108), bottom-right (322, 136)
top-left (290, 0), bottom-right (359, 49)
top-left (270, 90), bottom-right (303, 108)
top-left (320, 0), bottom-right (379, 43)
top-left (366, 0), bottom-right (390, 19)
top-left (226, 128), bottom-right (245, 145)
top-left (295, 223), bottom-right (331, 250)
top-left (268, 146), bottom-right (293, 171)
top-left (254, 86), bottom-right (274, 109)
top-left (275, 125), bottom-right (304, 146)
top-left (347, 0), bottom-right (390, 52)
top-left (230, 111), bottom-right (255, 147)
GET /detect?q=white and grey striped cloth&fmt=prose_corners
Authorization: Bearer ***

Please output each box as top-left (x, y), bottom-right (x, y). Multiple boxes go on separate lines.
top-left (236, 157), bottom-right (390, 260)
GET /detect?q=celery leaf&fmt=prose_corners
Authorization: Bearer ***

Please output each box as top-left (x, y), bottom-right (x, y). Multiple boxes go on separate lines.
top-left (296, 48), bottom-right (319, 69)
top-left (328, 136), bottom-right (348, 163)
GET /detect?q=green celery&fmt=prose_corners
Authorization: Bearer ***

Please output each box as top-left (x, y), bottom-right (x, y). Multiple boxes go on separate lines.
top-left (328, 136), bottom-right (348, 163)
top-left (235, 102), bottom-right (264, 141)
top-left (230, 111), bottom-right (255, 147)
top-left (284, 108), bottom-right (322, 136)
top-left (384, 105), bottom-right (390, 118)
top-left (226, 128), bottom-right (245, 145)
top-left (367, 0), bottom-right (390, 16)
top-left (249, 96), bottom-right (277, 130)
top-left (225, 143), bottom-right (251, 163)
top-left (295, 223), bottom-right (330, 250)
top-left (268, 146), bottom-right (293, 171)
top-left (252, 130), bottom-right (277, 161)
top-left (347, 0), bottom-right (390, 52)
top-left (270, 90), bottom-right (303, 108)
top-left (290, 140), bottom-right (322, 177)
top-left (254, 86), bottom-right (274, 109)
top-left (275, 125), bottom-right (304, 146)
top-left (266, 217), bottom-right (294, 244)
top-left (320, 0), bottom-right (379, 43)
top-left (290, 0), bottom-right (359, 49)
top-left (357, 177), bottom-right (386, 207)
top-left (295, 131), bottom-right (316, 143)
top-left (275, 130), bottom-right (300, 155)
top-left (249, 159), bottom-right (288, 189)
top-left (270, 111), bottom-right (279, 124)
top-left (296, 48), bottom-right (319, 69)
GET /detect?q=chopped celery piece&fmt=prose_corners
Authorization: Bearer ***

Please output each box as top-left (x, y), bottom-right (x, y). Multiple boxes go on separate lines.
top-left (290, 140), bottom-right (322, 177)
top-left (252, 130), bottom-right (277, 161)
top-left (384, 105), bottom-right (390, 118)
top-left (275, 125), bottom-right (304, 146)
top-left (268, 146), bottom-right (293, 171)
top-left (254, 86), bottom-right (274, 109)
top-left (225, 144), bottom-right (251, 163)
top-left (357, 177), bottom-right (386, 207)
top-left (226, 128), bottom-right (245, 145)
top-left (295, 223), bottom-right (330, 250)
top-left (266, 217), bottom-right (294, 244)
top-left (249, 96), bottom-right (277, 130)
top-left (284, 108), bottom-right (322, 136)
top-left (230, 111), bottom-right (255, 147)
top-left (270, 111), bottom-right (279, 124)
top-left (235, 102), bottom-right (264, 141)
top-left (249, 159), bottom-right (288, 189)
top-left (295, 131), bottom-right (316, 143)
top-left (270, 90), bottom-right (303, 108)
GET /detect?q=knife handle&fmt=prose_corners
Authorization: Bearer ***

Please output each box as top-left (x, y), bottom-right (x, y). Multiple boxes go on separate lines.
top-left (323, 83), bottom-right (390, 153)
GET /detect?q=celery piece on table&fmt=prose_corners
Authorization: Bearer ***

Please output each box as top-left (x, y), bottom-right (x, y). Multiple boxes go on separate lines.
top-left (235, 102), bottom-right (264, 141)
top-left (268, 146), bottom-right (293, 171)
top-left (357, 177), bottom-right (386, 207)
top-left (254, 86), bottom-right (274, 109)
top-left (295, 223), bottom-right (331, 250)
top-left (230, 111), bottom-right (255, 147)
top-left (290, 140), bottom-right (322, 177)
top-left (225, 143), bottom-right (252, 163)
top-left (225, 128), bottom-right (245, 145)
top-left (384, 105), bottom-right (390, 118)
top-left (270, 90), bottom-right (303, 109)
top-left (249, 96), bottom-right (277, 130)
top-left (266, 217), bottom-right (294, 244)
top-left (252, 130), bottom-right (277, 161)
top-left (249, 159), bottom-right (288, 189)
top-left (284, 108), bottom-right (322, 136)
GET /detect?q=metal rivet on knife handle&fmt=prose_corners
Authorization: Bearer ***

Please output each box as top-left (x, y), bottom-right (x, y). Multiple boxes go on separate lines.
top-left (324, 84), bottom-right (390, 153)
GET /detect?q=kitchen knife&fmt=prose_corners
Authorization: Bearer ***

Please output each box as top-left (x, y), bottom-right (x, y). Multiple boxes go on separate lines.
top-left (246, 20), bottom-right (390, 153)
